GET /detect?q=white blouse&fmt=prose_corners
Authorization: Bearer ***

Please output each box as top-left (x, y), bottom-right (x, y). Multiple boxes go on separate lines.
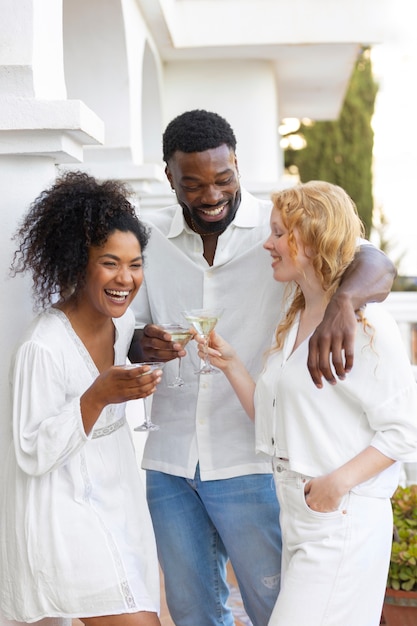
top-left (255, 303), bottom-right (417, 497)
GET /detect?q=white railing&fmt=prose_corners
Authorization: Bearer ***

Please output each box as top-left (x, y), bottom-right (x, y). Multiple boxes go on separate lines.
top-left (380, 292), bottom-right (417, 485)
top-left (380, 292), bottom-right (417, 364)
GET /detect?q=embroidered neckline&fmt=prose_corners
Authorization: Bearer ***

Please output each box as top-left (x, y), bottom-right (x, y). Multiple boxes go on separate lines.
top-left (48, 308), bottom-right (120, 426)
top-left (48, 308), bottom-right (99, 379)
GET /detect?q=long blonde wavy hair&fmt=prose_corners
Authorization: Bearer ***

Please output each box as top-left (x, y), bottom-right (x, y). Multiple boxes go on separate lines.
top-left (272, 181), bottom-right (365, 350)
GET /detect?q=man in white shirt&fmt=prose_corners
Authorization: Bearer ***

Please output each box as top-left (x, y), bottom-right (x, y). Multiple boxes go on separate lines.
top-left (129, 109), bottom-right (395, 626)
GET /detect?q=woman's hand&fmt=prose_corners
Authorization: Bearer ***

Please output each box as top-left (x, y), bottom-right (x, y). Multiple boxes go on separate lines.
top-left (304, 474), bottom-right (346, 513)
top-left (81, 364), bottom-right (163, 434)
top-left (100, 364), bottom-right (163, 403)
top-left (195, 330), bottom-right (256, 419)
top-left (304, 447), bottom-right (394, 512)
top-left (195, 330), bottom-right (237, 372)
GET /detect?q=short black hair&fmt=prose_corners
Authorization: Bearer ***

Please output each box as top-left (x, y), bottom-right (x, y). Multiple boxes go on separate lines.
top-left (11, 171), bottom-right (149, 309)
top-left (162, 109), bottom-right (237, 163)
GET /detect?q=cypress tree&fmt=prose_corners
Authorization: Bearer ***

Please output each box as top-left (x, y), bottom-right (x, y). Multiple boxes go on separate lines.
top-left (285, 47), bottom-right (378, 236)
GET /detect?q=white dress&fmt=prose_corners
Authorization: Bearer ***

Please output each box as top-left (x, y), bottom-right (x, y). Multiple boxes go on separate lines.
top-left (0, 308), bottom-right (159, 623)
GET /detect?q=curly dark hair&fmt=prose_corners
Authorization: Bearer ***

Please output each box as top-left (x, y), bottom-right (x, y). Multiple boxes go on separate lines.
top-left (11, 171), bottom-right (149, 309)
top-left (162, 109), bottom-right (237, 163)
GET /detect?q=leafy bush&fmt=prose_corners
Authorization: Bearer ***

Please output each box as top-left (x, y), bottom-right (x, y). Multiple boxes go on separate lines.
top-left (387, 485), bottom-right (417, 591)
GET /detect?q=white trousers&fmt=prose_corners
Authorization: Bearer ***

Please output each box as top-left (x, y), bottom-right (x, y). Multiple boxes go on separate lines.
top-left (269, 459), bottom-right (392, 626)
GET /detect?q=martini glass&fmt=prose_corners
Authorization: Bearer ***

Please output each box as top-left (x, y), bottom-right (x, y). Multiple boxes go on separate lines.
top-left (124, 362), bottom-right (164, 431)
top-left (159, 324), bottom-right (193, 388)
top-left (182, 308), bottom-right (224, 374)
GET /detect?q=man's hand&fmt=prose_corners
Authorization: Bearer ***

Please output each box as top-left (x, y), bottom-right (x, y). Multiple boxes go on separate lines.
top-left (128, 324), bottom-right (188, 363)
top-left (307, 293), bottom-right (357, 388)
top-left (308, 243), bottom-right (395, 388)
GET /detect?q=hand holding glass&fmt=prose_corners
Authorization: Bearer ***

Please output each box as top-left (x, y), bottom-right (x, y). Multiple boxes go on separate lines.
top-left (124, 362), bottom-right (164, 431)
top-left (182, 308), bottom-right (224, 374)
top-left (159, 324), bottom-right (193, 388)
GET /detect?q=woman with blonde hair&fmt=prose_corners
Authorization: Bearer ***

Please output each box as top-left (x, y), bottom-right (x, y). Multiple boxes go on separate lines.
top-left (196, 180), bottom-right (417, 626)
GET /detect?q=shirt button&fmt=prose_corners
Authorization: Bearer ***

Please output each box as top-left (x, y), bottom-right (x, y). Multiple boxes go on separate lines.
top-left (271, 437), bottom-right (275, 446)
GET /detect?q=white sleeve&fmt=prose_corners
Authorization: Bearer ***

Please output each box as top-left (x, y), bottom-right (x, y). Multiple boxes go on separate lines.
top-left (12, 340), bottom-right (88, 476)
top-left (355, 308), bottom-right (417, 462)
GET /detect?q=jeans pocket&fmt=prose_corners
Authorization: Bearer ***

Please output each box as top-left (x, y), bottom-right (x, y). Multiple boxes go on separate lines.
top-left (300, 488), bottom-right (350, 520)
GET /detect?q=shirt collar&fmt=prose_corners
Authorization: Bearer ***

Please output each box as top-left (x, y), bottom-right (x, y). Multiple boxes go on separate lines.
top-left (167, 188), bottom-right (264, 239)
top-left (167, 205), bottom-right (187, 238)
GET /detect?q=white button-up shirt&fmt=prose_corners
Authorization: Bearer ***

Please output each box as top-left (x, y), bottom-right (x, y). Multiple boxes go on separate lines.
top-left (131, 189), bottom-right (285, 480)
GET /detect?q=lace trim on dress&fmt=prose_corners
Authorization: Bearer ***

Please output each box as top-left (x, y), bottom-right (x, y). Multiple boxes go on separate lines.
top-left (79, 452), bottom-right (137, 609)
top-left (92, 415), bottom-right (126, 439)
top-left (80, 451), bottom-right (93, 502)
top-left (49, 307), bottom-right (102, 375)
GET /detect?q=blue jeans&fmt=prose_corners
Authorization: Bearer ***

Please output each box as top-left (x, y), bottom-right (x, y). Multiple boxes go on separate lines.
top-left (146, 466), bottom-right (282, 626)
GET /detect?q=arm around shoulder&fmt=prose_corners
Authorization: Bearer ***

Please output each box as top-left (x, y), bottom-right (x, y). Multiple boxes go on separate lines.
top-left (307, 245), bottom-right (396, 388)
top-left (338, 244), bottom-right (396, 310)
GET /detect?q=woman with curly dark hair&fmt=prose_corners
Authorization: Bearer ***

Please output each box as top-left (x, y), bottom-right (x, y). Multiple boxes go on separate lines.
top-left (0, 172), bottom-right (162, 626)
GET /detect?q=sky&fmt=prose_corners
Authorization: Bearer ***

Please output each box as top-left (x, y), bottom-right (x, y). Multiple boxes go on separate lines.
top-left (371, 3), bottom-right (417, 275)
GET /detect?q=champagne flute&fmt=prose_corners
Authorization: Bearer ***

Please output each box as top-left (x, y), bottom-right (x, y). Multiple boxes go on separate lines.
top-left (159, 324), bottom-right (193, 388)
top-left (124, 362), bottom-right (164, 431)
top-left (182, 308), bottom-right (224, 374)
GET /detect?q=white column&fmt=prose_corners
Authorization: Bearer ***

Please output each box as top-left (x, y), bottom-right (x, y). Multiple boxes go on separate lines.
top-left (0, 3), bottom-right (103, 623)
top-left (62, 0), bottom-right (165, 193)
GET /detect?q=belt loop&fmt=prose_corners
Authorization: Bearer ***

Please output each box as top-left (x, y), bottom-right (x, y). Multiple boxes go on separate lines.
top-left (296, 473), bottom-right (307, 489)
top-left (273, 457), bottom-right (290, 474)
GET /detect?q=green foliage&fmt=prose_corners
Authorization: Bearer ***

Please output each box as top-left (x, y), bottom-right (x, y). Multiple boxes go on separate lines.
top-left (285, 47), bottom-right (378, 236)
top-left (392, 276), bottom-right (417, 292)
top-left (387, 485), bottom-right (417, 591)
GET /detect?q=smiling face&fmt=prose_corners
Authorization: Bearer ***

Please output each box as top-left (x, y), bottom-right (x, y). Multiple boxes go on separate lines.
top-left (263, 208), bottom-right (312, 285)
top-left (165, 144), bottom-right (241, 235)
top-left (79, 229), bottom-right (143, 319)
